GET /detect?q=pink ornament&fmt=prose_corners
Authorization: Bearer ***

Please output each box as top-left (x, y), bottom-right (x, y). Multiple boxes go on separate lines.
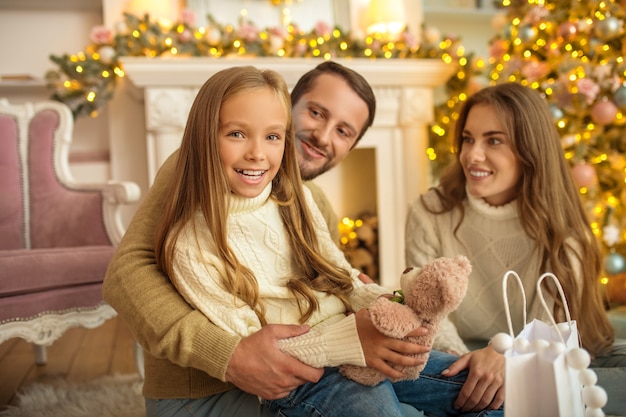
top-left (90, 25), bottom-right (113, 45)
top-left (558, 21), bottom-right (577, 40)
top-left (178, 29), bottom-right (193, 43)
top-left (590, 99), bottom-right (618, 124)
top-left (571, 163), bottom-right (598, 188)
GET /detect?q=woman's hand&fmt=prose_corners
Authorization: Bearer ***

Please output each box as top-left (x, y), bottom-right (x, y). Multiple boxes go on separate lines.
top-left (442, 344), bottom-right (505, 411)
top-left (354, 308), bottom-right (430, 379)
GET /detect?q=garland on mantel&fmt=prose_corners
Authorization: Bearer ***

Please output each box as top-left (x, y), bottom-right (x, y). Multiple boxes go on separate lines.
top-left (45, 10), bottom-right (472, 119)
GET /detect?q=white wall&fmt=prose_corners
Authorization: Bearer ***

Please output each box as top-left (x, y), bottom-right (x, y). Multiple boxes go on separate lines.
top-left (189, 0), bottom-right (334, 30)
top-left (0, 3), bottom-right (111, 184)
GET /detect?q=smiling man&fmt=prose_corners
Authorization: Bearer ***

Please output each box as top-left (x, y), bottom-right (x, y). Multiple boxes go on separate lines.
top-left (291, 63), bottom-right (374, 182)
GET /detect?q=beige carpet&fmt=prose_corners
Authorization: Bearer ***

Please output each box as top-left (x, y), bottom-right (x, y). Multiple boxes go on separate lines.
top-left (0, 374), bottom-right (144, 417)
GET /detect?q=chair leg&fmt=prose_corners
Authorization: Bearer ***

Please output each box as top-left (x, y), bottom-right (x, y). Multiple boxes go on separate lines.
top-left (133, 340), bottom-right (145, 380)
top-left (33, 344), bottom-right (47, 365)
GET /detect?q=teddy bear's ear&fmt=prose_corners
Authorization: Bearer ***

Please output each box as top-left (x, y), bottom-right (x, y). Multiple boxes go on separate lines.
top-left (454, 255), bottom-right (472, 274)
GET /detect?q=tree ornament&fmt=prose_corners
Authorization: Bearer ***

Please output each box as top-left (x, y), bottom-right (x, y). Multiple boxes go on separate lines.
top-left (549, 103), bottom-right (564, 120)
top-left (517, 25), bottom-right (538, 43)
top-left (590, 99), bottom-right (619, 125)
top-left (612, 85), bottom-right (626, 109)
top-left (604, 252), bottom-right (626, 274)
top-left (571, 162), bottom-right (598, 188)
top-left (602, 224), bottom-right (621, 247)
top-left (605, 272), bottom-right (626, 305)
top-left (560, 134), bottom-right (577, 148)
top-left (558, 21), bottom-right (578, 40)
top-left (97, 46), bottom-right (116, 64)
top-left (593, 16), bottom-right (623, 40)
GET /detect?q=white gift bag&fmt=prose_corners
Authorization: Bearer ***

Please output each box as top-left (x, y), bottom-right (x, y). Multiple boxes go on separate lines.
top-left (497, 271), bottom-right (589, 417)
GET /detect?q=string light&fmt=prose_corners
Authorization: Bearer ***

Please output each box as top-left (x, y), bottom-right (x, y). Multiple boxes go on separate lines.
top-left (429, 0), bottom-right (626, 303)
top-left (46, 11), bottom-right (466, 120)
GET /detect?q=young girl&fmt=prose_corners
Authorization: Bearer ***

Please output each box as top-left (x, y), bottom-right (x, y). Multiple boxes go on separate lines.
top-left (406, 82), bottom-right (625, 414)
top-left (153, 65), bottom-right (502, 417)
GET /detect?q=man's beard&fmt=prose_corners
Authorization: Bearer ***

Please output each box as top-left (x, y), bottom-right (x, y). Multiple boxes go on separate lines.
top-left (296, 135), bottom-right (334, 181)
top-left (299, 160), bottom-right (331, 181)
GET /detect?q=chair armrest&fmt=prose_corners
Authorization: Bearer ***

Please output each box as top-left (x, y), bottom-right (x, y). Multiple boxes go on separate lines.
top-left (103, 181), bottom-right (142, 245)
top-left (63, 180), bottom-right (141, 246)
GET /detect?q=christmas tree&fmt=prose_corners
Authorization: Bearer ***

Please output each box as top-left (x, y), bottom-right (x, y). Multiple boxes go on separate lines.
top-left (429, 0), bottom-right (626, 301)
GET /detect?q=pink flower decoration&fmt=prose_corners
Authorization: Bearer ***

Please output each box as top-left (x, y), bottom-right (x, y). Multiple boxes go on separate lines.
top-left (520, 61), bottom-right (551, 82)
top-left (523, 6), bottom-right (549, 25)
top-left (90, 26), bottom-right (113, 45)
top-left (401, 32), bottom-right (418, 49)
top-left (314, 21), bottom-right (331, 37)
top-left (269, 26), bottom-right (287, 39)
top-left (593, 64), bottom-right (613, 81)
top-left (269, 34), bottom-right (285, 53)
top-left (179, 29), bottom-right (193, 43)
top-left (180, 9), bottom-right (197, 27)
top-left (294, 42), bottom-right (307, 55)
top-left (577, 78), bottom-right (600, 104)
top-left (489, 39), bottom-right (508, 60)
top-left (238, 22), bottom-right (259, 42)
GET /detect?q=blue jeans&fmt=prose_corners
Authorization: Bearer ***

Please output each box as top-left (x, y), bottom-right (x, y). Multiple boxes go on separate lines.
top-left (145, 351), bottom-right (501, 417)
top-left (265, 350), bottom-right (501, 417)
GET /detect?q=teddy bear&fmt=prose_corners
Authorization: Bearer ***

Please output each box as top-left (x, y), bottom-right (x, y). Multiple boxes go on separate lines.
top-left (339, 255), bottom-right (471, 386)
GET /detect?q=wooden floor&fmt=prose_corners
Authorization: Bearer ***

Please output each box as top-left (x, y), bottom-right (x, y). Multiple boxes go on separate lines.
top-left (0, 316), bottom-right (137, 410)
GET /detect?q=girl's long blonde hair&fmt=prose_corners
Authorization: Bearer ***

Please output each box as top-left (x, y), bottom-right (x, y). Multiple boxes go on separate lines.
top-left (154, 66), bottom-right (354, 326)
top-left (426, 82), bottom-right (613, 356)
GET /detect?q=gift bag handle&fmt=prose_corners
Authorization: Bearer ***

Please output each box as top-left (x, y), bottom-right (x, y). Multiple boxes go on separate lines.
top-left (502, 270), bottom-right (527, 338)
top-left (536, 272), bottom-right (573, 345)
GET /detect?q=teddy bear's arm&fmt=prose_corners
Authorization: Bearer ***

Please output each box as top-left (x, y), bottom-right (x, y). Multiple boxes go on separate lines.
top-left (368, 297), bottom-right (421, 339)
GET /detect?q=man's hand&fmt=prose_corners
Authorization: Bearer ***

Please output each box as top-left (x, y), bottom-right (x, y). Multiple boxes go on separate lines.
top-left (358, 272), bottom-right (375, 284)
top-left (354, 308), bottom-right (430, 379)
top-left (442, 345), bottom-right (505, 411)
top-left (225, 324), bottom-right (323, 400)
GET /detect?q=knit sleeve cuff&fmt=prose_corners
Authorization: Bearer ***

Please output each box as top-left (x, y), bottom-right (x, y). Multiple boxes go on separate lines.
top-left (348, 283), bottom-right (390, 313)
top-left (277, 315), bottom-right (366, 368)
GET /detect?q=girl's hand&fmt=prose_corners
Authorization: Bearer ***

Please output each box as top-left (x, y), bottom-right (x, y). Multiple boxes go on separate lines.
top-left (354, 308), bottom-right (430, 379)
top-left (442, 344), bottom-right (505, 412)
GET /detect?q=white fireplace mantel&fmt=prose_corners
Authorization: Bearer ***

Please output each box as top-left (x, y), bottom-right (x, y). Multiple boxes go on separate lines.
top-left (118, 56), bottom-right (454, 289)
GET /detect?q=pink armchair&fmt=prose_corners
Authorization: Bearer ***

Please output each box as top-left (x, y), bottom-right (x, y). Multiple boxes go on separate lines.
top-left (0, 99), bottom-right (141, 364)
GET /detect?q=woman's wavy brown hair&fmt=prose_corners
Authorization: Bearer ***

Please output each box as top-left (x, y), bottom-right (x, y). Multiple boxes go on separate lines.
top-left (425, 82), bottom-right (613, 356)
top-left (154, 66), bottom-right (354, 326)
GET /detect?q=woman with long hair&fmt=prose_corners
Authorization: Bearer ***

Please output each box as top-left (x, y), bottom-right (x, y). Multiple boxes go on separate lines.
top-left (406, 82), bottom-right (624, 413)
